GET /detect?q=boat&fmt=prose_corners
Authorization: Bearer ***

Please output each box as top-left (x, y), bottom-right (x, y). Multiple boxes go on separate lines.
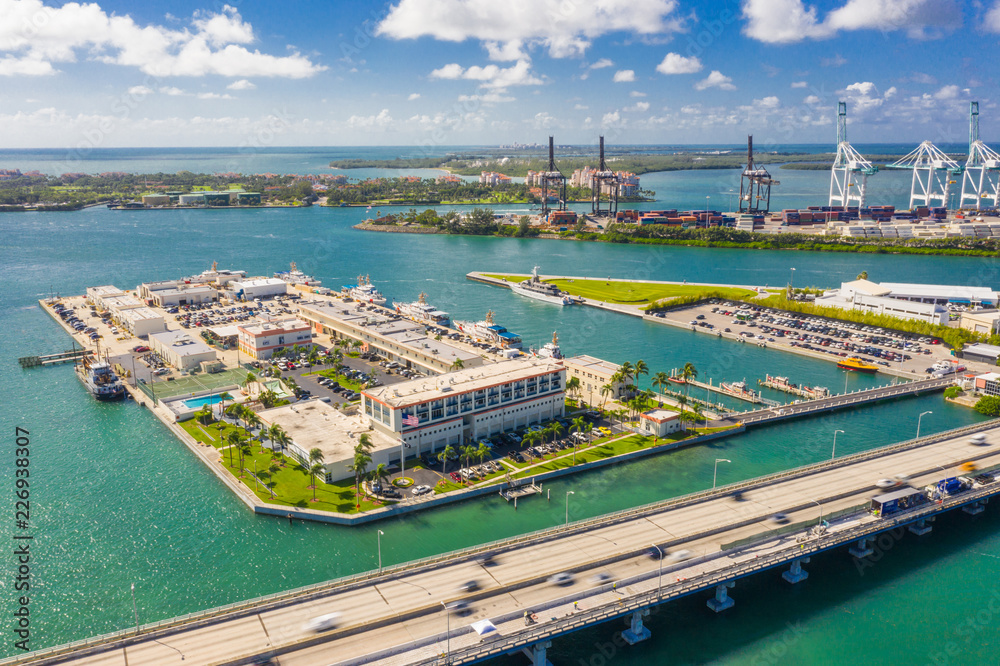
top-left (837, 357), bottom-right (879, 374)
top-left (532, 331), bottom-right (563, 360)
top-left (342, 274), bottom-right (386, 305)
top-left (75, 355), bottom-right (126, 401)
top-left (764, 375), bottom-right (797, 390)
top-left (667, 375), bottom-right (687, 385)
top-left (453, 310), bottom-right (522, 349)
top-left (719, 380), bottom-right (758, 400)
top-left (393, 292), bottom-right (451, 327)
top-left (802, 385), bottom-right (830, 398)
top-left (509, 266), bottom-right (574, 306)
top-left (275, 261), bottom-right (322, 288)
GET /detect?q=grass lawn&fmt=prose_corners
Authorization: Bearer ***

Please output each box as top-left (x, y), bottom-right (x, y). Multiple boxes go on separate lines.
top-left (180, 418), bottom-right (253, 449)
top-left (307, 369), bottom-right (367, 392)
top-left (221, 447), bottom-right (386, 513)
top-left (485, 274), bottom-right (759, 305)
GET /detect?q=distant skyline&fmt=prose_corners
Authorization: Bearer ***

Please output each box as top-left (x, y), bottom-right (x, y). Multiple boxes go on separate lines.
top-left (0, 0), bottom-right (994, 148)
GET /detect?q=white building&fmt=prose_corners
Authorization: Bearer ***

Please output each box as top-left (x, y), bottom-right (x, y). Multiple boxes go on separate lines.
top-left (229, 277), bottom-right (288, 301)
top-left (816, 280), bottom-right (949, 325)
top-left (638, 409), bottom-right (682, 438)
top-left (563, 355), bottom-right (627, 402)
top-left (960, 311), bottom-right (1000, 336)
top-left (117, 307), bottom-right (166, 338)
top-left (962, 343), bottom-right (1000, 366)
top-left (102, 294), bottom-right (144, 315)
top-left (974, 372), bottom-right (1000, 397)
top-left (258, 401), bottom-right (397, 483)
top-left (146, 285), bottom-right (218, 308)
top-left (85, 285), bottom-right (125, 309)
top-left (361, 358), bottom-right (565, 458)
top-left (148, 330), bottom-right (217, 370)
top-left (237, 318), bottom-right (312, 360)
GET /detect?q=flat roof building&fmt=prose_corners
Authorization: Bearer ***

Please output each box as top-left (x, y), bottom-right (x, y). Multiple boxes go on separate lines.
top-left (962, 343), bottom-right (1000, 366)
top-left (959, 311), bottom-right (1000, 336)
top-left (229, 277), bottom-right (287, 301)
top-left (237, 318), bottom-right (312, 360)
top-left (638, 409), bottom-right (682, 438)
top-left (974, 372), bottom-right (1000, 397)
top-left (563, 354), bottom-right (628, 403)
top-left (146, 285), bottom-right (218, 308)
top-left (149, 330), bottom-right (217, 370)
top-left (361, 358), bottom-right (565, 458)
top-left (116, 307), bottom-right (165, 338)
top-left (258, 401), bottom-right (397, 483)
top-left (85, 285), bottom-right (125, 309)
top-left (102, 294), bottom-right (144, 315)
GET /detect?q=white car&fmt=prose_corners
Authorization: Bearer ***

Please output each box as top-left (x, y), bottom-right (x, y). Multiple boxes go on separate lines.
top-left (411, 484), bottom-right (432, 495)
top-left (303, 612), bottom-right (341, 633)
top-left (668, 549), bottom-right (693, 563)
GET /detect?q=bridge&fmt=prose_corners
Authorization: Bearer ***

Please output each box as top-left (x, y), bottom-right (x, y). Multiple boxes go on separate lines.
top-left (729, 376), bottom-right (953, 427)
top-left (7, 419), bottom-right (998, 666)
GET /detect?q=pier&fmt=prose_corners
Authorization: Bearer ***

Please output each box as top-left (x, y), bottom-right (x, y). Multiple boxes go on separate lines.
top-left (678, 374), bottom-right (781, 407)
top-left (18, 349), bottom-right (88, 368)
top-left (500, 479), bottom-right (542, 502)
top-left (758, 375), bottom-right (829, 400)
top-left (11, 420), bottom-right (999, 666)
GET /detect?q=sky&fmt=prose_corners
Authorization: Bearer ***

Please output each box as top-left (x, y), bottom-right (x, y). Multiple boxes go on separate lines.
top-left (0, 0), bottom-right (995, 148)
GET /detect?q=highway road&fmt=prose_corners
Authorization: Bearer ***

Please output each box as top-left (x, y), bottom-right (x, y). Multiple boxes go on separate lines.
top-left (21, 423), bottom-right (1000, 666)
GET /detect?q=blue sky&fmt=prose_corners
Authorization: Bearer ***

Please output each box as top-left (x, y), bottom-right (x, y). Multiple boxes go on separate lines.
top-left (0, 0), bottom-right (993, 147)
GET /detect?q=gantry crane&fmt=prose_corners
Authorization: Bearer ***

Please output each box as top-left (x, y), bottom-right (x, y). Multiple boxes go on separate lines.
top-left (886, 140), bottom-right (963, 210)
top-left (960, 102), bottom-right (1000, 210)
top-left (829, 101), bottom-right (878, 208)
top-left (739, 135), bottom-right (778, 214)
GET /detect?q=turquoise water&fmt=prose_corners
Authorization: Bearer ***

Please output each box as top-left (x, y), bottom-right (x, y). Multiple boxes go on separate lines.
top-left (1, 191), bottom-right (998, 662)
top-left (181, 395), bottom-right (225, 409)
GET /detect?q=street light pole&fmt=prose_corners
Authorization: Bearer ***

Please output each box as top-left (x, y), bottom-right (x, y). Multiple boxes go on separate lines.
top-left (811, 499), bottom-right (823, 526)
top-left (713, 458), bottom-right (731, 489)
top-left (917, 410), bottom-right (933, 439)
top-left (130, 583), bottom-right (139, 634)
top-left (651, 543), bottom-right (663, 597)
top-left (440, 601), bottom-right (450, 664)
top-left (832, 429), bottom-right (844, 460)
top-left (565, 491), bottom-right (575, 525)
top-left (789, 267), bottom-right (796, 298)
top-left (377, 529), bottom-right (384, 573)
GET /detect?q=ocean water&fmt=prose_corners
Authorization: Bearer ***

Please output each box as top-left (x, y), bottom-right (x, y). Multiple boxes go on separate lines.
top-left (0, 150), bottom-right (997, 664)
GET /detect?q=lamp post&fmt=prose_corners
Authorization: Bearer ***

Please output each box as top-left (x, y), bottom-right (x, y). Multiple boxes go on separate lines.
top-left (917, 411), bottom-right (932, 439)
top-left (789, 267), bottom-right (796, 298)
top-left (651, 543), bottom-right (663, 596)
top-left (811, 499), bottom-right (823, 527)
top-left (398, 439), bottom-right (409, 481)
top-left (832, 429), bottom-right (844, 460)
top-left (565, 491), bottom-right (575, 525)
top-left (130, 583), bottom-right (139, 634)
top-left (440, 601), bottom-right (450, 664)
top-left (377, 529), bottom-right (384, 573)
top-left (713, 458), bottom-right (731, 489)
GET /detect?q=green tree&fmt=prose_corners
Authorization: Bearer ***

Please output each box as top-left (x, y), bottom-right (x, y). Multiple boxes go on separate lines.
top-left (600, 383), bottom-right (615, 413)
top-left (975, 396), bottom-right (1000, 416)
top-left (371, 462), bottom-right (390, 490)
top-left (681, 362), bottom-right (698, 398)
top-left (461, 444), bottom-right (476, 474)
top-left (438, 444), bottom-right (456, 474)
top-left (195, 404), bottom-right (213, 425)
top-left (517, 215), bottom-right (531, 237)
top-left (309, 463), bottom-right (325, 502)
top-left (348, 449), bottom-right (371, 507)
top-left (857, 270), bottom-right (868, 280)
top-left (651, 372), bottom-right (670, 404)
top-left (566, 376), bottom-right (581, 400)
top-left (547, 421), bottom-right (564, 444)
top-left (475, 442), bottom-right (491, 467)
top-left (225, 429), bottom-right (242, 467)
top-left (450, 358), bottom-right (465, 371)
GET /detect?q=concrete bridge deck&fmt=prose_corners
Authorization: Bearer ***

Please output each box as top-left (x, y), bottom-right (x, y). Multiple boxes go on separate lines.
top-left (7, 421), bottom-right (998, 666)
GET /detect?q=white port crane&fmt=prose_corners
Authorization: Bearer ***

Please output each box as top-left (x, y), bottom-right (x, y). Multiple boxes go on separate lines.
top-left (829, 101), bottom-right (878, 208)
top-left (886, 140), bottom-right (962, 210)
top-left (960, 102), bottom-right (1000, 210)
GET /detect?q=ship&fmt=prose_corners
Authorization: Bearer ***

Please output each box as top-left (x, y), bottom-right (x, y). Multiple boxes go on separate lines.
top-left (393, 292), bottom-right (450, 327)
top-left (275, 261), bottom-right (322, 288)
top-left (837, 357), bottom-right (879, 374)
top-left (802, 385), bottom-right (830, 398)
top-left (532, 331), bottom-right (563, 360)
top-left (453, 310), bottom-right (522, 349)
top-left (509, 266), bottom-right (574, 306)
top-left (719, 380), bottom-right (758, 400)
top-left (76, 355), bottom-right (126, 401)
top-left (342, 274), bottom-right (386, 305)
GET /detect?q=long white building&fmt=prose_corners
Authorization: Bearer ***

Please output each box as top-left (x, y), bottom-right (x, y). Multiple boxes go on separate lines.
top-left (817, 279), bottom-right (951, 325)
top-left (361, 358), bottom-right (565, 458)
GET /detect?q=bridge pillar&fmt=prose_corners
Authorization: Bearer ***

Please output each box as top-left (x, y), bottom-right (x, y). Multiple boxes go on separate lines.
top-left (908, 517), bottom-right (933, 536)
top-left (963, 499), bottom-right (987, 515)
top-left (706, 582), bottom-right (735, 612)
top-left (622, 609), bottom-right (651, 645)
top-left (782, 557), bottom-right (810, 584)
top-left (849, 537), bottom-right (874, 559)
top-left (521, 641), bottom-right (553, 666)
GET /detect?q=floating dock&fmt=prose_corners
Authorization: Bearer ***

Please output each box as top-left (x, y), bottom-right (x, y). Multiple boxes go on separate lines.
top-left (758, 375), bottom-right (830, 400)
top-left (674, 372), bottom-right (780, 407)
top-left (501, 479), bottom-right (542, 502)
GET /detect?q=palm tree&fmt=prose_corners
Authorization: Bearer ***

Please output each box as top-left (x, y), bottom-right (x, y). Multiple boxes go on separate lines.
top-left (266, 460), bottom-right (279, 498)
top-left (348, 449), bottom-right (371, 507)
top-left (619, 362), bottom-right (635, 396)
top-left (259, 389), bottom-right (278, 409)
top-left (475, 442), bottom-right (491, 467)
top-left (461, 444), bottom-right (476, 472)
top-left (584, 423), bottom-right (594, 444)
top-left (676, 394), bottom-right (688, 430)
top-left (438, 444), bottom-right (455, 474)
top-left (548, 421), bottom-right (564, 444)
top-left (681, 362), bottom-right (698, 399)
top-left (520, 431), bottom-right (540, 459)
top-left (371, 462), bottom-right (390, 490)
top-left (357, 433), bottom-right (375, 455)
top-left (634, 360), bottom-right (649, 391)
top-left (238, 438), bottom-right (252, 476)
top-left (195, 404), bottom-right (213, 425)
top-left (570, 416), bottom-right (586, 462)
top-left (225, 429), bottom-right (242, 466)
top-left (307, 447), bottom-right (325, 492)
top-left (269, 424), bottom-right (289, 457)
top-left (450, 358), bottom-right (465, 371)
top-left (244, 410), bottom-right (262, 439)
top-left (565, 376), bottom-right (581, 402)
top-left (309, 463), bottom-right (325, 502)
top-left (651, 372), bottom-right (670, 405)
top-left (691, 403), bottom-right (705, 430)
top-left (599, 383), bottom-right (614, 414)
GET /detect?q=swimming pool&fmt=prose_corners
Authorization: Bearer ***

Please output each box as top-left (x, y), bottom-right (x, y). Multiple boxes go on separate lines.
top-left (182, 395), bottom-right (226, 409)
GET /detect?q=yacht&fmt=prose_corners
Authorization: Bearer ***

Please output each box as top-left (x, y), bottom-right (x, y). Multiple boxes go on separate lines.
top-left (394, 292), bottom-right (451, 327)
top-left (509, 266), bottom-right (574, 306)
top-left (453, 310), bottom-right (522, 349)
top-left (76, 356), bottom-right (126, 401)
top-left (343, 275), bottom-right (386, 305)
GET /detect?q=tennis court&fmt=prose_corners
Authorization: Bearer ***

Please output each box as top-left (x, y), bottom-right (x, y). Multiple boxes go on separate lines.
top-left (139, 367), bottom-right (250, 402)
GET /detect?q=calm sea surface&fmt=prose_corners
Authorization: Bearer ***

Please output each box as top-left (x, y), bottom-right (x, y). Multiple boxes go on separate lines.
top-left (0, 147), bottom-right (996, 663)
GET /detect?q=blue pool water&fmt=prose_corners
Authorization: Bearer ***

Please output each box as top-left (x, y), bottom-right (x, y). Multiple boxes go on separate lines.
top-left (182, 394), bottom-right (225, 409)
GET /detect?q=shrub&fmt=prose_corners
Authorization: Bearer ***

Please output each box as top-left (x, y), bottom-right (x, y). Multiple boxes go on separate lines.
top-left (943, 386), bottom-right (964, 399)
top-left (974, 396), bottom-right (1000, 417)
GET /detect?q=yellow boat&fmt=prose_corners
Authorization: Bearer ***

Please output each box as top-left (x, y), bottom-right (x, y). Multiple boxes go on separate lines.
top-left (837, 356), bottom-right (879, 374)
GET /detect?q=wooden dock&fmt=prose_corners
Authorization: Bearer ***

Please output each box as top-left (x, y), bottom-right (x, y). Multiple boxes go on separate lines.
top-left (18, 349), bottom-right (89, 368)
top-left (677, 373), bottom-right (781, 407)
top-left (500, 479), bottom-right (542, 502)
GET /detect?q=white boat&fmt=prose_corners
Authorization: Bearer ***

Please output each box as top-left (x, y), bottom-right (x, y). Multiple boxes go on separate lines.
top-left (719, 380), bottom-right (757, 400)
top-left (275, 261), bottom-right (322, 287)
top-left (453, 310), bottom-right (522, 349)
top-left (509, 266), bottom-right (574, 306)
top-left (533, 331), bottom-right (563, 360)
top-left (393, 292), bottom-right (450, 327)
top-left (343, 274), bottom-right (386, 305)
top-left (76, 356), bottom-right (125, 401)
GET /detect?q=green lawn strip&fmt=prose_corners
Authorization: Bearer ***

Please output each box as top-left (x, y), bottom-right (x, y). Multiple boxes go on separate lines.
top-left (484, 275), bottom-right (759, 305)
top-left (179, 419), bottom-right (252, 449)
top-left (307, 369), bottom-right (366, 392)
top-left (483, 273), bottom-right (530, 283)
top-left (220, 448), bottom-right (386, 513)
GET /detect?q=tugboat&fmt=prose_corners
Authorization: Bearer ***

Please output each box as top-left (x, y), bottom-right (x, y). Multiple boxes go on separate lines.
top-left (76, 355), bottom-right (126, 401)
top-left (837, 357), bottom-right (879, 374)
top-left (719, 380), bottom-right (758, 400)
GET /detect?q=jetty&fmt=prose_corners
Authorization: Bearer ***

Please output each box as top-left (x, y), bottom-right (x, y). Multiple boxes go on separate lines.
top-left (676, 373), bottom-right (781, 407)
top-left (758, 375), bottom-right (830, 400)
top-left (18, 348), bottom-right (89, 368)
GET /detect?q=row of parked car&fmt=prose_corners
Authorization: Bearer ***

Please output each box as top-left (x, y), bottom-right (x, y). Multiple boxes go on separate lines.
top-left (315, 376), bottom-right (361, 401)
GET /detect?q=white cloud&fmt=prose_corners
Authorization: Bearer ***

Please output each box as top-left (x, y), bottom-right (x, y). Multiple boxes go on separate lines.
top-left (429, 60), bottom-right (542, 89)
top-left (347, 108), bottom-right (393, 129)
top-left (457, 92), bottom-right (515, 103)
top-left (159, 86), bottom-right (185, 96)
top-left (629, 91), bottom-right (647, 97)
top-left (377, 0), bottom-right (686, 58)
top-left (821, 54), bottom-right (848, 67)
top-left (790, 81), bottom-right (808, 88)
top-left (694, 70), bottom-right (736, 91)
top-left (757, 96), bottom-right (780, 108)
top-left (127, 85), bottom-right (153, 96)
top-left (613, 69), bottom-right (636, 82)
top-left (625, 101), bottom-right (650, 112)
top-left (407, 93), bottom-right (421, 101)
top-left (529, 111), bottom-right (557, 129)
top-left (0, 1), bottom-right (325, 78)
top-left (987, 1), bottom-right (1000, 32)
top-left (574, 103), bottom-right (588, 110)
top-left (933, 84), bottom-right (959, 100)
top-left (742, 0), bottom-right (962, 44)
top-left (803, 94), bottom-right (821, 104)
top-left (590, 58), bottom-right (614, 70)
top-left (842, 81), bottom-right (896, 113)
top-left (601, 110), bottom-right (622, 127)
top-left (196, 92), bottom-right (233, 99)
top-left (656, 52), bottom-right (702, 75)
top-left (227, 79), bottom-right (256, 90)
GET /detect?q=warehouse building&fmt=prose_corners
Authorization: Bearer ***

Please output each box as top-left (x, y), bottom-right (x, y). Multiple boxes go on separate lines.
top-left (229, 277), bottom-right (287, 301)
top-left (959, 311), bottom-right (1000, 336)
top-left (117, 307), bottom-right (166, 338)
top-left (962, 343), bottom-right (1000, 366)
top-left (85, 285), bottom-right (125, 309)
top-left (148, 330), bottom-right (217, 370)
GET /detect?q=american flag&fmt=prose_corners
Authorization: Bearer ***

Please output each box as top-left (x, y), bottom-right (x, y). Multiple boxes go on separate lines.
top-left (403, 414), bottom-right (419, 427)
